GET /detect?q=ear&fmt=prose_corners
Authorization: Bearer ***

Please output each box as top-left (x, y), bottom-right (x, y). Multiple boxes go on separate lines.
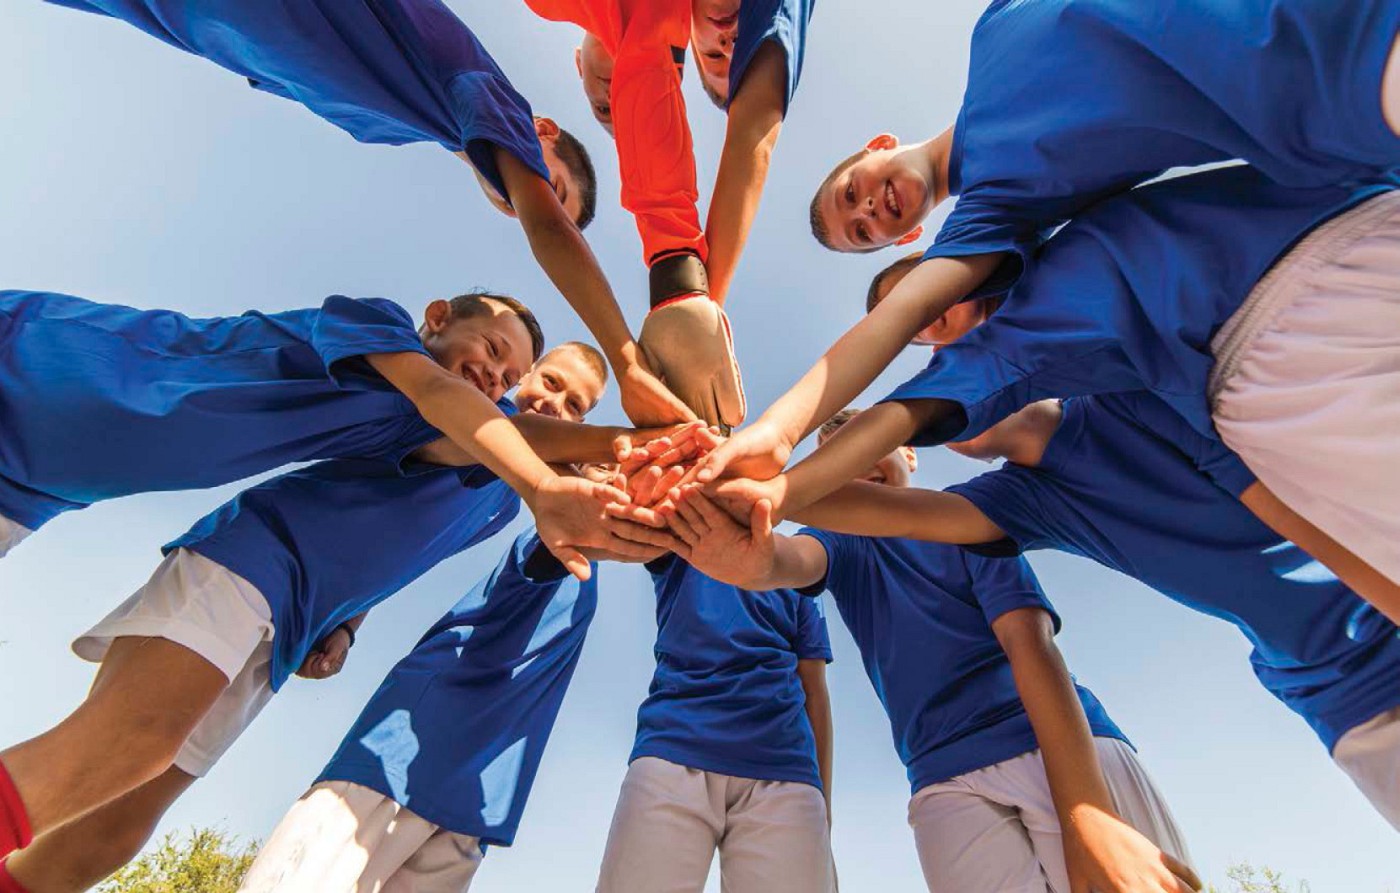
top-left (866, 133), bottom-right (900, 151)
top-left (574, 46), bottom-right (584, 80)
top-left (423, 299), bottom-right (452, 333)
top-left (901, 446), bottom-right (918, 472)
top-left (534, 116), bottom-right (561, 143)
top-left (895, 225), bottom-right (924, 246)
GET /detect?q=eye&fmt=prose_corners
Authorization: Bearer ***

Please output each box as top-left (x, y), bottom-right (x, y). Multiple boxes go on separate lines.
top-left (486, 336), bottom-right (499, 358)
top-left (567, 397), bottom-right (584, 417)
top-left (544, 373), bottom-right (561, 391)
top-left (845, 181), bottom-right (855, 205)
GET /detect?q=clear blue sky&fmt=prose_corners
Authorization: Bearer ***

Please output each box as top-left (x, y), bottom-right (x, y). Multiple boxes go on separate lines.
top-left (1, 3), bottom-right (1395, 890)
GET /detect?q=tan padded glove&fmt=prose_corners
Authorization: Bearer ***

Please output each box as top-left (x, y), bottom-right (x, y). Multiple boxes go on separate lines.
top-left (638, 295), bottom-right (747, 432)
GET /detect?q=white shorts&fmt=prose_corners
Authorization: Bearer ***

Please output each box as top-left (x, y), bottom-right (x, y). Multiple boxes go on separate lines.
top-left (237, 780), bottom-right (483, 893)
top-left (73, 548), bottom-right (276, 777)
top-left (1333, 706), bottom-right (1400, 831)
top-left (595, 757), bottom-right (836, 893)
top-left (1210, 190), bottom-right (1400, 586)
top-left (908, 738), bottom-right (1193, 893)
top-left (0, 514), bottom-right (33, 559)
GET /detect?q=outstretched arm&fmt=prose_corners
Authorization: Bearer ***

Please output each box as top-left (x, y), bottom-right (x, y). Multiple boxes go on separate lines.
top-left (691, 252), bottom-right (1004, 483)
top-left (412, 418), bottom-right (713, 468)
top-left (993, 608), bottom-right (1200, 893)
top-left (785, 479), bottom-right (1006, 545)
top-left (704, 42), bottom-right (787, 305)
top-left (1240, 481), bottom-right (1400, 627)
top-left (495, 148), bottom-right (696, 427)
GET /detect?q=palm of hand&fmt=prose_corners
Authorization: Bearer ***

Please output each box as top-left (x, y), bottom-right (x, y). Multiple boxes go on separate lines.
top-left (1067, 811), bottom-right (1198, 893)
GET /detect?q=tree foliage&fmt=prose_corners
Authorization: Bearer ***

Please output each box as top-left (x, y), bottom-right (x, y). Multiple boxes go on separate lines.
top-left (97, 828), bottom-right (258, 893)
top-left (1208, 863), bottom-right (1312, 893)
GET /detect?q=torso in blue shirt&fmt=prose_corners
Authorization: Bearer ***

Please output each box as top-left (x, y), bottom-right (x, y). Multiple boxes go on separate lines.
top-left (885, 165), bottom-right (1396, 446)
top-left (631, 556), bottom-right (832, 788)
top-left (167, 429), bottom-right (519, 690)
top-left (0, 291), bottom-right (440, 530)
top-left (318, 530), bottom-right (595, 847)
top-left (729, 0), bottom-right (815, 114)
top-left (930, 0), bottom-right (1400, 290)
top-left (799, 530), bottom-right (1123, 793)
top-left (949, 392), bottom-right (1400, 751)
top-left (49, 0), bottom-right (549, 195)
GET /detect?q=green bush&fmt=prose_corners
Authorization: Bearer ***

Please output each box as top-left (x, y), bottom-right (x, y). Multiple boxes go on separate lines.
top-left (97, 828), bottom-right (258, 893)
top-left (1208, 863), bottom-right (1311, 893)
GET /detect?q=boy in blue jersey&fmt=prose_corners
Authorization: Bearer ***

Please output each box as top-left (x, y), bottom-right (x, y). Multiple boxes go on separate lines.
top-left (687, 164), bottom-right (1400, 620)
top-left (645, 410), bottom-right (1196, 893)
top-left (593, 555), bottom-right (836, 891)
top-left (0, 342), bottom-right (613, 889)
top-left (237, 524), bottom-right (604, 892)
top-left (753, 395), bottom-right (1400, 837)
top-left (695, 0), bottom-right (1400, 528)
top-left (45, 0), bottom-right (696, 428)
top-left (0, 288), bottom-right (704, 582)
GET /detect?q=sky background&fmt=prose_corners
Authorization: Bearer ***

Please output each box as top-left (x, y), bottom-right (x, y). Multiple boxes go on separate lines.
top-left (2, 2), bottom-right (1396, 890)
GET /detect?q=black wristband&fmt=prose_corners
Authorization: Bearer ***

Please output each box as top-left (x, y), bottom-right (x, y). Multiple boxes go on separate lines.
top-left (648, 251), bottom-right (709, 308)
top-left (335, 621), bottom-right (357, 649)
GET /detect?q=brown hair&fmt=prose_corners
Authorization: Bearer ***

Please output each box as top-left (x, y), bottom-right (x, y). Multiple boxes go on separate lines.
top-left (866, 251), bottom-right (925, 313)
top-left (809, 147), bottom-right (871, 252)
top-left (551, 125), bottom-right (598, 230)
top-left (818, 407), bottom-right (861, 443)
top-left (446, 291), bottom-right (545, 363)
top-left (548, 340), bottom-right (609, 385)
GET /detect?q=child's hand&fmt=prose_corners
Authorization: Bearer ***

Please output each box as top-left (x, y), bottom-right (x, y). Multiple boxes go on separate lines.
top-left (706, 474), bottom-right (790, 527)
top-left (665, 486), bottom-right (779, 589)
top-left (686, 418), bottom-right (793, 487)
top-left (1064, 808), bottom-right (1200, 893)
top-left (296, 626), bottom-right (353, 680)
top-left (617, 360), bottom-right (699, 428)
top-left (531, 476), bottom-right (660, 580)
top-left (614, 423), bottom-right (723, 477)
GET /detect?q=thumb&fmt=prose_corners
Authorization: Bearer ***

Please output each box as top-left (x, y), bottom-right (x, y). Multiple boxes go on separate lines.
top-left (752, 498), bottom-right (774, 540)
top-left (695, 441), bottom-right (734, 484)
top-left (613, 432), bottom-right (636, 463)
top-left (1164, 854), bottom-right (1202, 892)
top-left (554, 545), bottom-right (592, 581)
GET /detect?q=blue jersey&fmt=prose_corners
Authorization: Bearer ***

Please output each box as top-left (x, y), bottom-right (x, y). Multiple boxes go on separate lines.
top-left (318, 531), bottom-right (595, 846)
top-left (929, 0), bottom-right (1400, 293)
top-left (168, 419), bottom-right (519, 690)
top-left (949, 392), bottom-right (1400, 752)
top-left (729, 0), bottom-right (815, 114)
top-left (0, 291), bottom-right (440, 530)
top-left (49, 0), bottom-right (550, 197)
top-left (800, 530), bottom-right (1124, 792)
top-left (885, 165), bottom-right (1395, 446)
top-left (632, 557), bottom-right (832, 788)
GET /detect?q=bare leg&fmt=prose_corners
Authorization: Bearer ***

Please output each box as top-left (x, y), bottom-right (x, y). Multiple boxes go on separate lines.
top-left (7, 767), bottom-right (196, 893)
top-left (1240, 482), bottom-right (1400, 626)
top-left (1383, 32), bottom-right (1400, 136)
top-left (0, 636), bottom-right (226, 837)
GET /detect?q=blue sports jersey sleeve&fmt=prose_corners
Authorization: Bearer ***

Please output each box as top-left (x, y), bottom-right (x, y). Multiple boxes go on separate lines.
top-left (729, 0), bottom-right (815, 114)
top-left (448, 70), bottom-right (551, 199)
top-left (794, 594), bottom-right (833, 663)
top-left (309, 296), bottom-right (432, 387)
top-left (794, 528), bottom-right (862, 596)
top-left (1109, 394), bottom-right (1258, 498)
top-left (924, 193), bottom-right (1043, 299)
top-left (962, 550), bottom-right (1058, 631)
top-left (946, 469), bottom-right (1054, 557)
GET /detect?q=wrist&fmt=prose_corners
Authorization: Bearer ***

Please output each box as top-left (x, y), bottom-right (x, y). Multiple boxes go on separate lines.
top-left (335, 622), bottom-right (357, 649)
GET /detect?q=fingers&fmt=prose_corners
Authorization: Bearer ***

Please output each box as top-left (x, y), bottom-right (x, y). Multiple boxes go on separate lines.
top-left (692, 441), bottom-right (733, 484)
top-left (605, 500), bottom-right (668, 529)
top-left (683, 487), bottom-right (731, 529)
top-left (1164, 855), bottom-right (1202, 892)
top-left (630, 466), bottom-right (665, 506)
top-left (674, 492), bottom-right (712, 539)
top-left (587, 480), bottom-right (630, 505)
top-left (598, 531), bottom-right (676, 561)
top-left (751, 498), bottom-right (775, 540)
top-left (559, 546), bottom-right (592, 581)
top-left (603, 515), bottom-right (683, 551)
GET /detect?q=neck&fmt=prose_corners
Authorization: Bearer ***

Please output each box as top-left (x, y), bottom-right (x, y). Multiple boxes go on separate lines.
top-left (922, 126), bottom-right (955, 201)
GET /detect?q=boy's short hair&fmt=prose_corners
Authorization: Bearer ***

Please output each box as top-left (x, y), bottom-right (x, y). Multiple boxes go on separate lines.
top-left (809, 148), bottom-right (870, 252)
top-left (552, 126), bottom-right (599, 230)
top-left (549, 340), bottom-right (609, 385)
top-left (690, 47), bottom-right (728, 109)
top-left (447, 291), bottom-right (546, 363)
top-left (818, 407), bottom-right (861, 443)
top-left (866, 251), bottom-right (925, 312)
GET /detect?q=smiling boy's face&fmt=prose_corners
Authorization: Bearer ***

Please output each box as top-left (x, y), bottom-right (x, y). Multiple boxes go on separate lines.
top-left (514, 346), bottom-right (606, 422)
top-left (575, 34), bottom-right (616, 134)
top-left (421, 299), bottom-right (535, 403)
top-left (816, 136), bottom-right (937, 252)
top-left (690, 0), bottom-right (739, 103)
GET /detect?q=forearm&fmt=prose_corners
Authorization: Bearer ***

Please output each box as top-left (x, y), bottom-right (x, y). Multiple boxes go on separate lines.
top-left (513, 414), bottom-right (627, 465)
top-left (1240, 481), bottom-right (1400, 626)
top-left (414, 377), bottom-right (555, 496)
top-left (803, 674), bottom-right (834, 813)
top-left (756, 254), bottom-right (1002, 446)
top-left (1000, 614), bottom-right (1118, 832)
top-left (789, 481), bottom-right (1005, 544)
top-left (782, 400), bottom-right (951, 516)
top-left (704, 46), bottom-right (786, 304)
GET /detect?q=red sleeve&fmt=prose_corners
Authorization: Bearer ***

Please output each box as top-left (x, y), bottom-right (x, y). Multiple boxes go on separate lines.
top-left (610, 0), bottom-right (708, 265)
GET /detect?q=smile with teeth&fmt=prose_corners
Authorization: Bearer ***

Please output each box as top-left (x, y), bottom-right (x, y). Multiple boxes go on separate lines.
top-left (884, 181), bottom-right (901, 218)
